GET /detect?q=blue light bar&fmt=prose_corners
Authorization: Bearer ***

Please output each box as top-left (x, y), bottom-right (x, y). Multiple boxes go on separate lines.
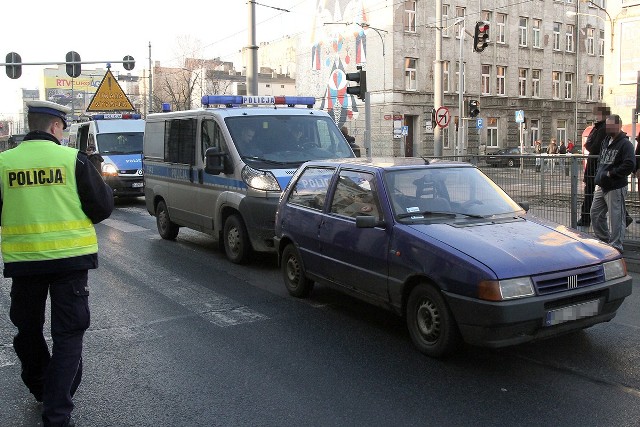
top-left (201, 95), bottom-right (315, 108)
top-left (91, 113), bottom-right (141, 120)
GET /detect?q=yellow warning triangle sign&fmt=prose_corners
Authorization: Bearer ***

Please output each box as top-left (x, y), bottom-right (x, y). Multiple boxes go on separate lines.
top-left (86, 69), bottom-right (135, 112)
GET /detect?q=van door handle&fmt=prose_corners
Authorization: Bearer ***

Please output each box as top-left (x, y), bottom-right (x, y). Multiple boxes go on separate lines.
top-left (198, 168), bottom-right (203, 184)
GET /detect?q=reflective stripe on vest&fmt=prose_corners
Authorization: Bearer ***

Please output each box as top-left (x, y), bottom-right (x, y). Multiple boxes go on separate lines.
top-left (0, 140), bottom-right (98, 263)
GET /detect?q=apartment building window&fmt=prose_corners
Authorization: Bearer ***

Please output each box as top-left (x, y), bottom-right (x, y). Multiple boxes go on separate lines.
top-left (496, 66), bottom-right (506, 96)
top-left (532, 19), bottom-right (541, 48)
top-left (519, 68), bottom-right (528, 97)
top-left (530, 119), bottom-right (540, 147)
top-left (519, 17), bottom-right (528, 47)
top-left (497, 13), bottom-right (506, 44)
top-left (482, 10), bottom-right (492, 24)
top-left (482, 65), bottom-right (491, 95)
top-left (487, 118), bottom-right (499, 148)
top-left (443, 127), bottom-right (450, 149)
top-left (564, 73), bottom-right (573, 99)
top-left (443, 61), bottom-right (450, 93)
top-left (455, 7), bottom-right (465, 38)
top-left (553, 23), bottom-right (561, 50)
top-left (557, 120), bottom-right (567, 146)
top-left (598, 75), bottom-right (604, 100)
top-left (404, 1), bottom-right (416, 32)
top-left (586, 74), bottom-right (594, 101)
top-left (405, 58), bottom-right (417, 91)
top-left (566, 24), bottom-right (574, 52)
top-left (552, 71), bottom-right (561, 99)
top-left (455, 61), bottom-right (465, 93)
top-left (532, 69), bottom-right (541, 98)
top-left (587, 28), bottom-right (595, 55)
top-left (599, 30), bottom-right (605, 56)
top-left (442, 5), bottom-right (450, 37)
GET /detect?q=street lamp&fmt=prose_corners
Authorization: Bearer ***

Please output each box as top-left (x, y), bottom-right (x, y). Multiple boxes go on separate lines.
top-left (567, 6), bottom-right (615, 52)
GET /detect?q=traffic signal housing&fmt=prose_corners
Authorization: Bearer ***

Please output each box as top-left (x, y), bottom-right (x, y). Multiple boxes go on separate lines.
top-left (473, 21), bottom-right (490, 53)
top-left (66, 51), bottom-right (81, 78)
top-left (346, 66), bottom-right (367, 101)
top-left (6, 52), bottom-right (22, 79)
top-left (469, 100), bottom-right (480, 118)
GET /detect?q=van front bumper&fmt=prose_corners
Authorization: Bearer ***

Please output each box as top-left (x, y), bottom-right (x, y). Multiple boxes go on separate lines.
top-left (239, 196), bottom-right (279, 253)
top-left (104, 175), bottom-right (145, 197)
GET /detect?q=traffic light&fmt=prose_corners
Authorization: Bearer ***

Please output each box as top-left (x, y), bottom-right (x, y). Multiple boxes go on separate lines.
top-left (66, 51), bottom-right (81, 78)
top-left (346, 66), bottom-right (367, 101)
top-left (473, 21), bottom-right (490, 53)
top-left (468, 100), bottom-right (480, 118)
top-left (6, 52), bottom-right (22, 79)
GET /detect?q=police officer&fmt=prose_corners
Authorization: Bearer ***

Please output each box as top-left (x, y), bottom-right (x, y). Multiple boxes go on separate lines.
top-left (0, 100), bottom-right (114, 427)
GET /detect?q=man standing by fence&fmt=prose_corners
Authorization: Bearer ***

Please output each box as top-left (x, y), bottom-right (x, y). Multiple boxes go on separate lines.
top-left (578, 103), bottom-right (610, 227)
top-left (590, 114), bottom-right (635, 253)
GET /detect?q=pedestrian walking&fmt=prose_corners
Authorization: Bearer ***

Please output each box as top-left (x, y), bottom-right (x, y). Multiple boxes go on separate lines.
top-left (590, 114), bottom-right (635, 253)
top-left (341, 125), bottom-right (361, 157)
top-left (634, 131), bottom-right (640, 223)
top-left (534, 140), bottom-right (542, 172)
top-left (0, 100), bottom-right (114, 427)
top-left (577, 103), bottom-right (610, 227)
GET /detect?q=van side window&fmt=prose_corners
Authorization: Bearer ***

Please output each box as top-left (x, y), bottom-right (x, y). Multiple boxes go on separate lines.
top-left (201, 119), bottom-right (225, 159)
top-left (166, 118), bottom-right (196, 165)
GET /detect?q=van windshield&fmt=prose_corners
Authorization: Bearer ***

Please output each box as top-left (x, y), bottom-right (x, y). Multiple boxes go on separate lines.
top-left (96, 132), bottom-right (144, 154)
top-left (226, 115), bottom-right (354, 163)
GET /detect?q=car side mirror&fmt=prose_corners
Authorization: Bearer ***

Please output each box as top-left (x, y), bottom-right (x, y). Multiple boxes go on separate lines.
top-left (517, 201), bottom-right (530, 212)
top-left (204, 147), bottom-right (232, 175)
top-left (356, 215), bottom-right (383, 228)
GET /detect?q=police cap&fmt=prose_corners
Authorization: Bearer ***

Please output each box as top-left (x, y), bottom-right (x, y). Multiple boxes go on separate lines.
top-left (26, 100), bottom-right (72, 129)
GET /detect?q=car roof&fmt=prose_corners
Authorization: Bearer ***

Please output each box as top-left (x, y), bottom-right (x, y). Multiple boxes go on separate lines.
top-left (300, 157), bottom-right (475, 171)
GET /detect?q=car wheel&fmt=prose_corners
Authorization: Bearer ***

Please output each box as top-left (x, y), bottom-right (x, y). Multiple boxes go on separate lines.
top-left (281, 244), bottom-right (314, 298)
top-left (223, 214), bottom-right (252, 264)
top-left (507, 158), bottom-right (516, 167)
top-left (156, 200), bottom-right (179, 240)
top-left (406, 283), bottom-right (461, 357)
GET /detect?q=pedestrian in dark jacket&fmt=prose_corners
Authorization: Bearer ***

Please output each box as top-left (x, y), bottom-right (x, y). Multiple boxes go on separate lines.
top-left (578, 103), bottom-right (610, 227)
top-left (590, 114), bottom-right (635, 253)
top-left (0, 100), bottom-right (114, 427)
top-left (341, 126), bottom-right (361, 157)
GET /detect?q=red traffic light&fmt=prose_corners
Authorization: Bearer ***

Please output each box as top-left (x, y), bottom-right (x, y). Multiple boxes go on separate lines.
top-left (474, 21), bottom-right (490, 53)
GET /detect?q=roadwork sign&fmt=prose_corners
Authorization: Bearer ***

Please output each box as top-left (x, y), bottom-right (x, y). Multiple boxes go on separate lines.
top-left (86, 69), bottom-right (135, 112)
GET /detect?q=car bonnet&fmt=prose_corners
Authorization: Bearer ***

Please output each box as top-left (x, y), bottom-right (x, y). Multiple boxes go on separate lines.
top-left (406, 218), bottom-right (620, 278)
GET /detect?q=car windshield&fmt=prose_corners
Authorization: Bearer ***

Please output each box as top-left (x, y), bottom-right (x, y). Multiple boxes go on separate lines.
top-left (96, 132), bottom-right (144, 154)
top-left (226, 115), bottom-right (354, 164)
top-left (384, 166), bottom-right (524, 220)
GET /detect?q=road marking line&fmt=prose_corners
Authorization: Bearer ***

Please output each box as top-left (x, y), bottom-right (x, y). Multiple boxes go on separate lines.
top-left (0, 345), bottom-right (16, 368)
top-left (101, 218), bottom-right (148, 232)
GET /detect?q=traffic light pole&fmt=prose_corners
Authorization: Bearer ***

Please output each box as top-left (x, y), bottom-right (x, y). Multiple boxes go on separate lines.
top-left (433, 0), bottom-right (443, 156)
top-left (365, 92), bottom-right (371, 156)
top-left (457, 21), bottom-right (465, 158)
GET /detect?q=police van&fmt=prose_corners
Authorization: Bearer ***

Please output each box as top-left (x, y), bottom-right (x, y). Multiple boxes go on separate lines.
top-left (68, 113), bottom-right (145, 196)
top-left (143, 95), bottom-right (355, 264)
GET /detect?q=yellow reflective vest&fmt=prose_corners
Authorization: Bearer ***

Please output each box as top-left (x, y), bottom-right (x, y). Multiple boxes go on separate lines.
top-left (0, 140), bottom-right (98, 263)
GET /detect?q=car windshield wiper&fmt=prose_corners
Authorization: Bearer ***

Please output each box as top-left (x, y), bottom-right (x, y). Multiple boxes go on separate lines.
top-left (240, 156), bottom-right (294, 166)
top-left (397, 211), bottom-right (485, 219)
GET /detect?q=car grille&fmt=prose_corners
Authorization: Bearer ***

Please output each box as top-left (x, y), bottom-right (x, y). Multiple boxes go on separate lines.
top-left (532, 264), bottom-right (604, 295)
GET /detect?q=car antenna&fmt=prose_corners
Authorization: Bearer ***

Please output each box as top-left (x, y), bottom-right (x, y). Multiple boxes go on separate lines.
top-left (420, 156), bottom-right (431, 165)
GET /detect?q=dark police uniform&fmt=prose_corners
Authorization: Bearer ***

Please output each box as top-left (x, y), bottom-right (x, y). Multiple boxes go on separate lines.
top-left (0, 100), bottom-right (114, 427)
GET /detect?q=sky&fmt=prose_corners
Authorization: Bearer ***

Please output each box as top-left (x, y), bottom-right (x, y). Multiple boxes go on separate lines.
top-left (0, 0), bottom-right (313, 120)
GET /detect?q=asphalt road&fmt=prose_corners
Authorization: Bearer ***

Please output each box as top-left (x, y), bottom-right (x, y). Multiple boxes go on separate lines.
top-left (1, 197), bottom-right (639, 427)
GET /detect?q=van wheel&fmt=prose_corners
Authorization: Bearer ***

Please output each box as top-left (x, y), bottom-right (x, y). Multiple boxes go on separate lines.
top-left (156, 200), bottom-right (179, 240)
top-left (406, 283), bottom-right (461, 358)
top-left (223, 214), bottom-right (251, 264)
top-left (281, 244), bottom-right (314, 297)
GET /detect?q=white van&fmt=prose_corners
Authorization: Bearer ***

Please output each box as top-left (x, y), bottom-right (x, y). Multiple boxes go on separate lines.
top-left (68, 113), bottom-right (145, 196)
top-left (143, 95), bottom-right (355, 263)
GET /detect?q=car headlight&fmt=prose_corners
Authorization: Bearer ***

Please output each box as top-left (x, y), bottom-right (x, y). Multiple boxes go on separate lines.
top-left (241, 165), bottom-right (281, 191)
top-left (102, 163), bottom-right (118, 176)
top-left (603, 259), bottom-right (626, 281)
top-left (478, 277), bottom-right (535, 301)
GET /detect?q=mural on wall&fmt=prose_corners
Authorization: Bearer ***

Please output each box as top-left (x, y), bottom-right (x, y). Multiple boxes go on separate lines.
top-left (311, 0), bottom-right (368, 128)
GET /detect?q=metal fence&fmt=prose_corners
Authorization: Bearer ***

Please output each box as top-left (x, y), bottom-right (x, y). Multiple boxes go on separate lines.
top-left (439, 154), bottom-right (640, 243)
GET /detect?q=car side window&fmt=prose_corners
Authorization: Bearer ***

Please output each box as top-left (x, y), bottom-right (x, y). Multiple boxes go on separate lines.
top-left (330, 170), bottom-right (380, 220)
top-left (288, 167), bottom-right (335, 211)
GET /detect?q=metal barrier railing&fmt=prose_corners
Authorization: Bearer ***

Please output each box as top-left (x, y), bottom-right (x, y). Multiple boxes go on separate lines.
top-left (435, 154), bottom-right (640, 243)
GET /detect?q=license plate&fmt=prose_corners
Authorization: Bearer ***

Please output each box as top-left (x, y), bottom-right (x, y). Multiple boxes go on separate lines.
top-left (545, 299), bottom-right (600, 327)
top-left (132, 182), bottom-right (144, 188)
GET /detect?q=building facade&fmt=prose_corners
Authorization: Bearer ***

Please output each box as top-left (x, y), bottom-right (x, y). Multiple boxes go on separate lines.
top-left (295, 0), bottom-right (607, 156)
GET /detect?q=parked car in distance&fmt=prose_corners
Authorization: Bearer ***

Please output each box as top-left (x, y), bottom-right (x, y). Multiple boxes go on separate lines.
top-left (485, 146), bottom-right (534, 168)
top-left (275, 158), bottom-right (632, 357)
